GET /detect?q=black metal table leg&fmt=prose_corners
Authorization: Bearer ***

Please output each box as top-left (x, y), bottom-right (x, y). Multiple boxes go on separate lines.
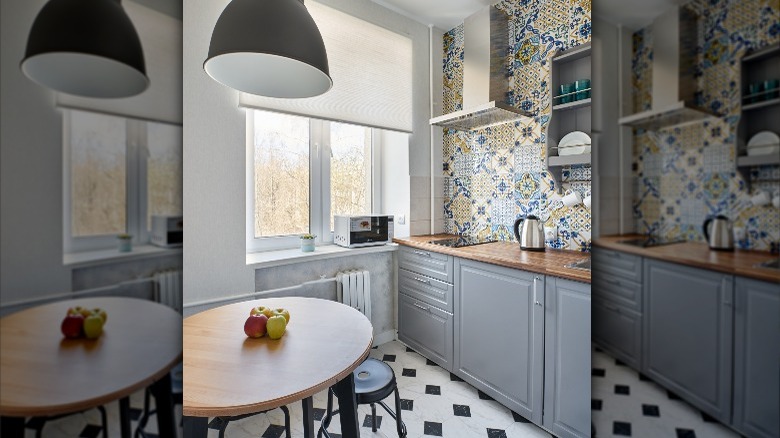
top-left (119, 396), bottom-right (132, 438)
top-left (150, 372), bottom-right (176, 438)
top-left (302, 396), bottom-right (315, 438)
top-left (332, 372), bottom-right (360, 438)
top-left (0, 416), bottom-right (25, 438)
top-left (183, 416), bottom-right (209, 438)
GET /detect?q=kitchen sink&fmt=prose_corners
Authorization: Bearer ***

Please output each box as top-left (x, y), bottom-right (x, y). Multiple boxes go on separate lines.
top-left (755, 259), bottom-right (780, 270)
top-left (565, 258), bottom-right (591, 271)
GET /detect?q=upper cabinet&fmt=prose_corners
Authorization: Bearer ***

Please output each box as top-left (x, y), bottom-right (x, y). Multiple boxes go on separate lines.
top-left (546, 42), bottom-right (592, 192)
top-left (736, 44), bottom-right (780, 185)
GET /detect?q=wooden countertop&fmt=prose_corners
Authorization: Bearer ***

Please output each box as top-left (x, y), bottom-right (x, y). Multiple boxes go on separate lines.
top-left (183, 297), bottom-right (373, 418)
top-left (0, 297), bottom-right (182, 417)
top-left (595, 235), bottom-right (780, 284)
top-left (393, 235), bottom-right (591, 284)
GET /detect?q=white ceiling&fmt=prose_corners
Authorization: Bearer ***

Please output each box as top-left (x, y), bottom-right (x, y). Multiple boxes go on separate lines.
top-left (374, 0), bottom-right (688, 32)
top-left (371, 0), bottom-right (493, 31)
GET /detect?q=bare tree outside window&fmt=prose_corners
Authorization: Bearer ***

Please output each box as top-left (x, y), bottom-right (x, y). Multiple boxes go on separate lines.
top-left (147, 122), bottom-right (183, 228)
top-left (70, 111), bottom-right (126, 237)
top-left (330, 122), bottom-right (371, 230)
top-left (254, 110), bottom-right (310, 237)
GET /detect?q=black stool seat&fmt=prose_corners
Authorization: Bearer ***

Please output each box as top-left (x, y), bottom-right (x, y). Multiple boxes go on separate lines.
top-left (354, 358), bottom-right (396, 402)
top-left (319, 358), bottom-right (406, 438)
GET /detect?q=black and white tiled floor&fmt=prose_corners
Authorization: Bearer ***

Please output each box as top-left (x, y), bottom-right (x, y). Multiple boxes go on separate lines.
top-left (203, 340), bottom-right (552, 437)
top-left (19, 389), bottom-right (183, 437)
top-left (591, 345), bottom-right (740, 438)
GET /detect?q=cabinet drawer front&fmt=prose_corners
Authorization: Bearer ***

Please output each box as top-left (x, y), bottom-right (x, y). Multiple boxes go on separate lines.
top-left (592, 298), bottom-right (641, 369)
top-left (398, 268), bottom-right (453, 312)
top-left (397, 293), bottom-right (453, 371)
top-left (592, 272), bottom-right (642, 311)
top-left (398, 246), bottom-right (453, 283)
top-left (593, 248), bottom-right (642, 283)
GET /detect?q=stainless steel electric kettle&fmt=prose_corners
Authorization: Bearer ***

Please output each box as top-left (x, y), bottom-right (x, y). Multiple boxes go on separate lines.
top-left (703, 215), bottom-right (734, 251)
top-left (514, 215), bottom-right (545, 251)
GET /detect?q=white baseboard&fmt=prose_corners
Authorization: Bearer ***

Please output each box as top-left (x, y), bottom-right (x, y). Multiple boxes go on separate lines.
top-left (373, 329), bottom-right (397, 347)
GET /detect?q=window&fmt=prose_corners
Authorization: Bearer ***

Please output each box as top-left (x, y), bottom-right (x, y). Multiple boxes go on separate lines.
top-left (64, 109), bottom-right (182, 253)
top-left (247, 109), bottom-right (379, 252)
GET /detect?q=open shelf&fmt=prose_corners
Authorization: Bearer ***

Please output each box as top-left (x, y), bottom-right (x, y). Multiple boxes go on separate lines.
top-left (737, 154), bottom-right (780, 168)
top-left (742, 97), bottom-right (780, 112)
top-left (553, 98), bottom-right (591, 112)
top-left (552, 42), bottom-right (592, 64)
top-left (549, 154), bottom-right (591, 167)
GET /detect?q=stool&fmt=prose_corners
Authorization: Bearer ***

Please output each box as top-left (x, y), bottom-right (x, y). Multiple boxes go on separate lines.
top-left (319, 358), bottom-right (406, 438)
top-left (136, 363), bottom-right (183, 437)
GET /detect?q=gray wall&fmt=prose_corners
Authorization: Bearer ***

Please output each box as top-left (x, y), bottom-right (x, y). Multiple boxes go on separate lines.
top-left (183, 0), bottom-right (435, 306)
top-left (255, 252), bottom-right (396, 340)
top-left (0, 0), bottom-right (182, 305)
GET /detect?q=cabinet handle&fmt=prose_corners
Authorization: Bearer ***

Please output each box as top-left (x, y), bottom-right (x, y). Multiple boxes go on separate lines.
top-left (533, 277), bottom-right (542, 307)
top-left (413, 302), bottom-right (430, 312)
top-left (413, 276), bottom-right (431, 285)
top-left (413, 250), bottom-right (431, 257)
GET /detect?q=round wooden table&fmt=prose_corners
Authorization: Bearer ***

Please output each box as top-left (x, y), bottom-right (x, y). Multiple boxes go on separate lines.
top-left (0, 297), bottom-right (182, 438)
top-left (183, 297), bottom-right (373, 438)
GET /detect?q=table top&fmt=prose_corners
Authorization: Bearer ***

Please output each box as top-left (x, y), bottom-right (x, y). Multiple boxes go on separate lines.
top-left (183, 297), bottom-right (373, 418)
top-left (0, 297), bottom-right (182, 417)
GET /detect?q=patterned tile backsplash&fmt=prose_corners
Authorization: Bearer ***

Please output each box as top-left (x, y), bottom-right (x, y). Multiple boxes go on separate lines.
top-left (441, 0), bottom-right (592, 252)
top-left (631, 0), bottom-right (780, 251)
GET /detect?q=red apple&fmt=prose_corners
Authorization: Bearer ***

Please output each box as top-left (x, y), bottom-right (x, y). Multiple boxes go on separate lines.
top-left (244, 314), bottom-right (268, 338)
top-left (61, 314), bottom-right (84, 338)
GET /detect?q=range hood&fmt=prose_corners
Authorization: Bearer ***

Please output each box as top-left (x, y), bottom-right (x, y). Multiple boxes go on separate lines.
top-left (618, 6), bottom-right (715, 130)
top-left (430, 7), bottom-right (531, 131)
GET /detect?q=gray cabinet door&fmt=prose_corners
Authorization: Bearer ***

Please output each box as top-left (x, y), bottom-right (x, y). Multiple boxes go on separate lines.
top-left (732, 277), bottom-right (780, 438)
top-left (592, 298), bottom-right (641, 369)
top-left (543, 277), bottom-right (591, 438)
top-left (643, 259), bottom-right (733, 423)
top-left (453, 259), bottom-right (544, 424)
top-left (397, 293), bottom-right (453, 371)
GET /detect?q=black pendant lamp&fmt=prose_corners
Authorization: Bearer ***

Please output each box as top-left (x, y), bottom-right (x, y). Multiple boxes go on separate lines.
top-left (204, 0), bottom-right (332, 98)
top-left (21, 0), bottom-right (148, 98)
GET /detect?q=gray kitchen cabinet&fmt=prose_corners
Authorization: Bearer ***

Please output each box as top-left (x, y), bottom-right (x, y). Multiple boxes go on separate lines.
top-left (643, 259), bottom-right (733, 423)
top-left (453, 259), bottom-right (544, 424)
top-left (543, 277), bottom-right (591, 438)
top-left (397, 248), bottom-right (455, 371)
top-left (732, 276), bottom-right (780, 438)
top-left (592, 246), bottom-right (644, 368)
top-left (397, 293), bottom-right (453, 371)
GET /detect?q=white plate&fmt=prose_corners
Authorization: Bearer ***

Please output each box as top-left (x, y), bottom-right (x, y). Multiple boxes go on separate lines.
top-left (747, 131), bottom-right (780, 148)
top-left (558, 145), bottom-right (591, 156)
top-left (558, 131), bottom-right (592, 149)
top-left (747, 145), bottom-right (780, 156)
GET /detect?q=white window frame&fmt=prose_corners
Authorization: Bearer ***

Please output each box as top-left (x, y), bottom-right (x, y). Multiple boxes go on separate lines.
top-left (63, 109), bottom-right (179, 254)
top-left (246, 110), bottom-right (381, 253)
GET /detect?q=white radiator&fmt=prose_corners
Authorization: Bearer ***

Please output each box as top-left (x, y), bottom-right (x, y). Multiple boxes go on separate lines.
top-left (337, 270), bottom-right (371, 323)
top-left (154, 270), bottom-right (183, 313)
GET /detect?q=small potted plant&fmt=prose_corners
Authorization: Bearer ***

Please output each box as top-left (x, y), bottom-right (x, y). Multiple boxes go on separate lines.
top-left (117, 234), bottom-right (133, 252)
top-left (300, 234), bottom-right (316, 252)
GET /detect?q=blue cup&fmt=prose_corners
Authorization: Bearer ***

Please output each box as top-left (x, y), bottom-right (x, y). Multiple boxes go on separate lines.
top-left (575, 79), bottom-right (590, 100)
top-left (559, 83), bottom-right (575, 104)
top-left (764, 79), bottom-right (779, 100)
top-left (748, 82), bottom-right (763, 103)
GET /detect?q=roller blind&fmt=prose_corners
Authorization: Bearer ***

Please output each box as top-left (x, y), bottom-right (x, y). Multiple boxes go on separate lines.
top-left (238, 1), bottom-right (413, 133)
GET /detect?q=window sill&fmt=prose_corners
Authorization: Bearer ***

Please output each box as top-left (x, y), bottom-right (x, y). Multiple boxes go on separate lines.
top-left (246, 243), bottom-right (398, 269)
top-left (63, 245), bottom-right (182, 268)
